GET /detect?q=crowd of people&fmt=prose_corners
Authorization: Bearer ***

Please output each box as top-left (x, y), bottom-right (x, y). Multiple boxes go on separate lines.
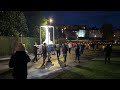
top-left (9, 41), bottom-right (112, 79)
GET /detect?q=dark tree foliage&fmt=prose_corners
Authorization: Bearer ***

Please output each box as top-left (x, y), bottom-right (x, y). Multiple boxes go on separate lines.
top-left (100, 23), bottom-right (113, 41)
top-left (0, 11), bottom-right (28, 36)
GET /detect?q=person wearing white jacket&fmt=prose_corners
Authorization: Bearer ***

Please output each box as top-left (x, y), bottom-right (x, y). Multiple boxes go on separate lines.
top-left (68, 42), bottom-right (72, 54)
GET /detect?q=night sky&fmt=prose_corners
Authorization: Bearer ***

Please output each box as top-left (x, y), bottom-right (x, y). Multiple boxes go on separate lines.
top-left (23, 11), bottom-right (120, 30)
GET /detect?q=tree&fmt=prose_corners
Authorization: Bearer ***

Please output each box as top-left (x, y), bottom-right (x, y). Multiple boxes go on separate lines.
top-left (100, 23), bottom-right (113, 41)
top-left (33, 17), bottom-right (48, 41)
top-left (33, 25), bottom-right (40, 37)
top-left (54, 26), bottom-right (61, 43)
top-left (0, 11), bottom-right (28, 36)
top-left (40, 17), bottom-right (48, 41)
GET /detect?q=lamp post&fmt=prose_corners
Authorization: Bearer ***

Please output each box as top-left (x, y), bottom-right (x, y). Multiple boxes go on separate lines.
top-left (48, 18), bottom-right (53, 44)
top-left (94, 35), bottom-right (96, 42)
top-left (95, 35), bottom-right (96, 38)
top-left (62, 29), bottom-right (63, 38)
top-left (48, 18), bottom-right (53, 62)
top-left (20, 34), bottom-right (22, 43)
top-left (49, 18), bottom-right (53, 25)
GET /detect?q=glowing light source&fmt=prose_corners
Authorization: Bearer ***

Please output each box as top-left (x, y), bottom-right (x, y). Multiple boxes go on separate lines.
top-left (49, 18), bottom-right (53, 23)
top-left (62, 29), bottom-right (63, 33)
top-left (40, 25), bottom-right (54, 45)
top-left (95, 35), bottom-right (96, 37)
top-left (64, 27), bottom-right (66, 30)
top-left (76, 30), bottom-right (86, 37)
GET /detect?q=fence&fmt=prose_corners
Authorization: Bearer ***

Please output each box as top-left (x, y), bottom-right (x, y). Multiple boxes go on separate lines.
top-left (0, 36), bottom-right (39, 56)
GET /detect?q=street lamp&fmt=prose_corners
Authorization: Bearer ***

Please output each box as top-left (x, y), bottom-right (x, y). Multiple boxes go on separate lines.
top-left (62, 29), bottom-right (63, 38)
top-left (49, 18), bottom-right (53, 25)
top-left (62, 29), bottom-right (63, 33)
top-left (48, 18), bottom-right (53, 62)
top-left (94, 35), bottom-right (96, 42)
top-left (94, 35), bottom-right (96, 38)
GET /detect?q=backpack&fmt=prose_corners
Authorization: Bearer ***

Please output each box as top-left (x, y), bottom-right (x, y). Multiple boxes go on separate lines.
top-left (63, 46), bottom-right (68, 53)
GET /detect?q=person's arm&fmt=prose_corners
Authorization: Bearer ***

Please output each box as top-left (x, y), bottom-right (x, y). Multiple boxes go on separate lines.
top-left (9, 54), bottom-right (15, 68)
top-left (26, 54), bottom-right (30, 62)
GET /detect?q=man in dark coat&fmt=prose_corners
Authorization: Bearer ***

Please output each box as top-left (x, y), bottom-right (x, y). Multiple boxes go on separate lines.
top-left (104, 44), bottom-right (112, 64)
top-left (75, 44), bottom-right (80, 63)
top-left (9, 42), bottom-right (30, 79)
top-left (62, 43), bottom-right (68, 66)
top-left (41, 43), bottom-right (48, 67)
top-left (56, 44), bottom-right (61, 60)
top-left (33, 42), bottom-right (38, 62)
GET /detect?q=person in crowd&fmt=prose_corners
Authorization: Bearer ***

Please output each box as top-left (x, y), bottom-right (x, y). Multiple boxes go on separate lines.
top-left (80, 43), bottom-right (85, 54)
top-left (75, 44), bottom-right (80, 63)
top-left (68, 42), bottom-right (72, 54)
top-left (62, 43), bottom-right (68, 67)
top-left (38, 44), bottom-right (43, 57)
top-left (56, 44), bottom-right (61, 60)
top-left (47, 45), bottom-right (52, 62)
top-left (53, 44), bottom-right (56, 55)
top-left (104, 44), bottom-right (112, 64)
top-left (41, 43), bottom-right (48, 67)
top-left (9, 42), bottom-right (30, 79)
top-left (33, 42), bottom-right (39, 62)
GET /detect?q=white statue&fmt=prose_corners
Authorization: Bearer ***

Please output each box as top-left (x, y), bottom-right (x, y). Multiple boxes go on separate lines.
top-left (43, 28), bottom-right (53, 45)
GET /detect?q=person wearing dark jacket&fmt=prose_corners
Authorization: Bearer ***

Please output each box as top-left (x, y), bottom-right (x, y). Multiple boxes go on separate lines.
top-left (9, 42), bottom-right (30, 79)
top-left (41, 43), bottom-right (48, 67)
top-left (62, 43), bottom-right (68, 66)
top-left (75, 44), bottom-right (80, 63)
top-left (56, 44), bottom-right (61, 60)
top-left (104, 44), bottom-right (112, 64)
top-left (33, 42), bottom-right (38, 62)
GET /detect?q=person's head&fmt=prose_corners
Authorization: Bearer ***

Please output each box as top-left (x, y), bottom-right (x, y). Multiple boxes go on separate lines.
top-left (34, 42), bottom-right (37, 45)
top-left (15, 42), bottom-right (25, 52)
top-left (43, 43), bottom-right (46, 46)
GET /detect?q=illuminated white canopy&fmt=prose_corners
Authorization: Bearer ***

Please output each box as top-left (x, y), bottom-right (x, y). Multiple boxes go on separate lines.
top-left (40, 25), bottom-right (54, 45)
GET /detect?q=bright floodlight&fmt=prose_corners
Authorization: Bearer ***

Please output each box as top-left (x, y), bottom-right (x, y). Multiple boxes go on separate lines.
top-left (95, 35), bottom-right (96, 37)
top-left (50, 18), bottom-right (53, 23)
top-left (62, 29), bottom-right (63, 33)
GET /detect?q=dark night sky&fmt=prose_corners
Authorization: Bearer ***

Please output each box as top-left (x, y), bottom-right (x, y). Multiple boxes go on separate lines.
top-left (23, 11), bottom-right (120, 30)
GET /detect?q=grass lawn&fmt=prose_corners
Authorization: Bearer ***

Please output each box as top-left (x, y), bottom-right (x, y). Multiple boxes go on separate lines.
top-left (53, 45), bottom-right (120, 79)
top-left (54, 57), bottom-right (120, 79)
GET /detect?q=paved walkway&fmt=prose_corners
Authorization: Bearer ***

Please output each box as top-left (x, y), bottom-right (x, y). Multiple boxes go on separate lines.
top-left (27, 50), bottom-right (89, 79)
top-left (0, 54), bottom-right (35, 75)
top-left (0, 54), bottom-right (34, 61)
top-left (0, 49), bottom-right (89, 79)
